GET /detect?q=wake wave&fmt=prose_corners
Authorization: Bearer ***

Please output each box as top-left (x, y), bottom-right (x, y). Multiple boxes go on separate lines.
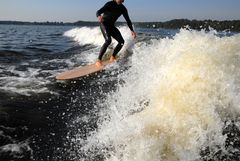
top-left (64, 26), bottom-right (135, 51)
top-left (71, 29), bottom-right (240, 161)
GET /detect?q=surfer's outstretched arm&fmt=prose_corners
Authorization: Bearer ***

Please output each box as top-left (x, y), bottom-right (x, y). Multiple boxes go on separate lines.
top-left (122, 7), bottom-right (137, 39)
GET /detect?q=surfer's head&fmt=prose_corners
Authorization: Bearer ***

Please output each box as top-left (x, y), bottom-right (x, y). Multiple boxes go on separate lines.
top-left (115, 0), bottom-right (124, 5)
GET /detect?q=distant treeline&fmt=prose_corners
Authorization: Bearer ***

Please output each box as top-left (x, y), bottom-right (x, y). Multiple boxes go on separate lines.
top-left (1, 19), bottom-right (240, 31)
top-left (0, 20), bottom-right (98, 26)
top-left (134, 19), bottom-right (240, 32)
top-left (0, 21), bottom-right (74, 26)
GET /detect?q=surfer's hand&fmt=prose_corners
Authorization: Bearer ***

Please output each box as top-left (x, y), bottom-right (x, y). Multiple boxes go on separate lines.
top-left (131, 31), bottom-right (137, 39)
top-left (97, 16), bottom-right (103, 22)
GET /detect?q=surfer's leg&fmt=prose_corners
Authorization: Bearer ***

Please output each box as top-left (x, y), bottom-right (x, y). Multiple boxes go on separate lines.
top-left (100, 23), bottom-right (107, 40)
top-left (111, 27), bottom-right (124, 58)
top-left (97, 23), bottom-right (113, 61)
top-left (98, 34), bottom-right (112, 60)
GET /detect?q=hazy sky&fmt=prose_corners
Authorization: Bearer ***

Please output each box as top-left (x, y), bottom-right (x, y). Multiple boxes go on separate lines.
top-left (0, 0), bottom-right (240, 22)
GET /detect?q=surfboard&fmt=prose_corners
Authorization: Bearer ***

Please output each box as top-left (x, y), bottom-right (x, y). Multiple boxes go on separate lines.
top-left (56, 23), bottom-right (115, 80)
top-left (56, 60), bottom-right (111, 80)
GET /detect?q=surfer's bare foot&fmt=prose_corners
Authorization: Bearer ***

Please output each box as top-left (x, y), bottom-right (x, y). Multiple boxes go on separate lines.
top-left (109, 56), bottom-right (116, 63)
top-left (95, 60), bottom-right (103, 67)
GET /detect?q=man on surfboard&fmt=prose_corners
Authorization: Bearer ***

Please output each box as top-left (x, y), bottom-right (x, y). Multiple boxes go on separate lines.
top-left (96, 0), bottom-right (136, 67)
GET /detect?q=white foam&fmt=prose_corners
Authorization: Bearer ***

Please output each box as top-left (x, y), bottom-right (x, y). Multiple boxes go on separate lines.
top-left (76, 29), bottom-right (240, 160)
top-left (0, 142), bottom-right (32, 158)
top-left (0, 66), bottom-right (55, 96)
top-left (64, 26), bottom-right (104, 46)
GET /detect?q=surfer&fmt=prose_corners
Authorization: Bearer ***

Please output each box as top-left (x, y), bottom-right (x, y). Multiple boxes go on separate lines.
top-left (96, 0), bottom-right (137, 67)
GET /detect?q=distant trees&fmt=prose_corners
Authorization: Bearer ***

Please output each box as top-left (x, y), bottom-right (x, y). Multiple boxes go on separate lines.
top-left (0, 21), bottom-right (69, 26)
top-left (134, 19), bottom-right (240, 32)
top-left (1, 19), bottom-right (240, 31)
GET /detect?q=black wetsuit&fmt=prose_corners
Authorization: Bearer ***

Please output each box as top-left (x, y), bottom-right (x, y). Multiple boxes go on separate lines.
top-left (96, 0), bottom-right (134, 60)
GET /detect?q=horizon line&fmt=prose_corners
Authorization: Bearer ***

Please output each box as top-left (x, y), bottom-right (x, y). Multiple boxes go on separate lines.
top-left (1, 18), bottom-right (240, 23)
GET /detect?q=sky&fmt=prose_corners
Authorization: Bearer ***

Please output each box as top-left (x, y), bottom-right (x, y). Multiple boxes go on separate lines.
top-left (0, 0), bottom-right (240, 22)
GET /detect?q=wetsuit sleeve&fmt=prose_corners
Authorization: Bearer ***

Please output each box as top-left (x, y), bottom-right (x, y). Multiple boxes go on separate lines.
top-left (96, 2), bottom-right (111, 17)
top-left (122, 7), bottom-right (134, 32)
